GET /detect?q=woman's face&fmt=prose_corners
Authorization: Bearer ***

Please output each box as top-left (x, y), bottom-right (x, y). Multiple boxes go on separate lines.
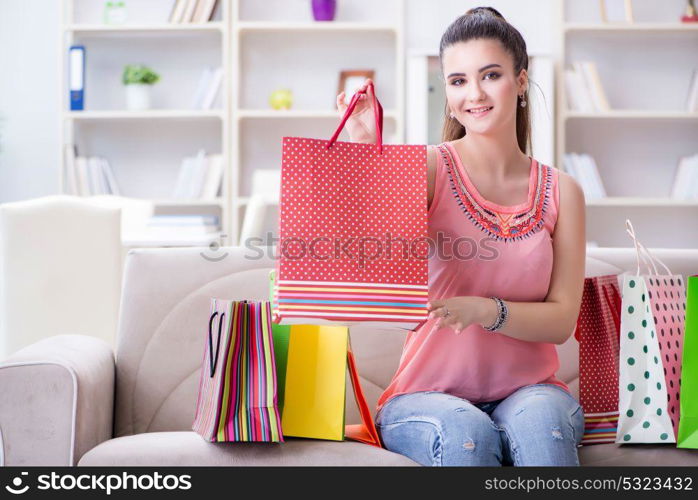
top-left (442, 38), bottom-right (526, 135)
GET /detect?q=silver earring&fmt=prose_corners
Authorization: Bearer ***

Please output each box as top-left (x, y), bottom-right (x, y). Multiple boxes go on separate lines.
top-left (519, 94), bottom-right (527, 108)
top-left (449, 112), bottom-right (455, 119)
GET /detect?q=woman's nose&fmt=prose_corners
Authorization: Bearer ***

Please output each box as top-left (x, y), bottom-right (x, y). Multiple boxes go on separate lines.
top-left (466, 82), bottom-right (486, 101)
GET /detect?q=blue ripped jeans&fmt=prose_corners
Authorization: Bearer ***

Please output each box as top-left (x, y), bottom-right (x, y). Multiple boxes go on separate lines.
top-left (375, 384), bottom-right (585, 466)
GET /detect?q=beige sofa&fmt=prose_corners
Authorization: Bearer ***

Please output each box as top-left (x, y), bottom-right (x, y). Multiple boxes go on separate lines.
top-left (1, 245), bottom-right (697, 466)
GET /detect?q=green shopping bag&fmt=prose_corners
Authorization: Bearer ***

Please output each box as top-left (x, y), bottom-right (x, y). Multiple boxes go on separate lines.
top-left (678, 275), bottom-right (698, 449)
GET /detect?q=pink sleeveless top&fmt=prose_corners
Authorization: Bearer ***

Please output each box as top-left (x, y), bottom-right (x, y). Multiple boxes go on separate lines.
top-left (376, 141), bottom-right (569, 412)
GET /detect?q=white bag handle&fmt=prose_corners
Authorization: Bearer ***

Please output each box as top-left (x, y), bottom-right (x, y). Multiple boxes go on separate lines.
top-left (625, 219), bottom-right (673, 276)
top-left (637, 240), bottom-right (672, 276)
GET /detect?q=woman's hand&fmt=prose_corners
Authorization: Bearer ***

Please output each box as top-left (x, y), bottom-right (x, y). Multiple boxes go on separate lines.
top-left (426, 297), bottom-right (498, 334)
top-left (336, 78), bottom-right (378, 143)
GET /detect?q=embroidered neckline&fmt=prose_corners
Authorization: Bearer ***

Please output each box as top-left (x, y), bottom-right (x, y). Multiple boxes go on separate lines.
top-left (437, 143), bottom-right (553, 243)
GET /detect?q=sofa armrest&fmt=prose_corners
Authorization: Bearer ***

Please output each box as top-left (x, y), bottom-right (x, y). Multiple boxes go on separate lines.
top-left (0, 334), bottom-right (115, 466)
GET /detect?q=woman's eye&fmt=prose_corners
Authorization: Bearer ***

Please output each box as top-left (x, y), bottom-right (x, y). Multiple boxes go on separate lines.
top-left (451, 73), bottom-right (499, 85)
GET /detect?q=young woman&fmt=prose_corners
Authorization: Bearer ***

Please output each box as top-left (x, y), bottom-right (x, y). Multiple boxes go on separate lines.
top-left (336, 7), bottom-right (587, 466)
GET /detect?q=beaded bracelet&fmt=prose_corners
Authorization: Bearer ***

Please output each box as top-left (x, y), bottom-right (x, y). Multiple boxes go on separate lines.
top-left (483, 297), bottom-right (508, 332)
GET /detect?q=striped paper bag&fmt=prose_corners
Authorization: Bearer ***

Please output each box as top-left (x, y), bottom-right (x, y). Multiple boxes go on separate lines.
top-left (575, 274), bottom-right (622, 444)
top-left (272, 81), bottom-right (429, 331)
top-left (192, 298), bottom-right (283, 442)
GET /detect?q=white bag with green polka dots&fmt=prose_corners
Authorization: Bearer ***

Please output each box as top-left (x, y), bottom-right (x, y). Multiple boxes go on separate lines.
top-left (616, 221), bottom-right (685, 444)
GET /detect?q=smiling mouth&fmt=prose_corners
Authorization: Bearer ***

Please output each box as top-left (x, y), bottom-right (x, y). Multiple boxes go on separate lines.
top-left (467, 106), bottom-right (493, 114)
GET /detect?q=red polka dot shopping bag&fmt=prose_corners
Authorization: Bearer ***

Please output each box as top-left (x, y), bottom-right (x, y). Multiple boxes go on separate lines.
top-left (617, 220), bottom-right (686, 444)
top-left (272, 82), bottom-right (429, 330)
top-left (574, 273), bottom-right (622, 445)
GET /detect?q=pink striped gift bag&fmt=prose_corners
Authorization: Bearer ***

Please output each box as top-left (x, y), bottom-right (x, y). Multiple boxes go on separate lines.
top-left (192, 298), bottom-right (283, 443)
top-left (272, 81), bottom-right (429, 331)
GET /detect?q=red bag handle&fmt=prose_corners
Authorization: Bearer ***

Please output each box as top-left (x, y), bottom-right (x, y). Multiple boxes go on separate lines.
top-left (327, 81), bottom-right (384, 154)
top-left (573, 277), bottom-right (622, 342)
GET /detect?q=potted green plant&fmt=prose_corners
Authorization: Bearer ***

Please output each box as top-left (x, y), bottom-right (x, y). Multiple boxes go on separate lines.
top-left (122, 64), bottom-right (160, 111)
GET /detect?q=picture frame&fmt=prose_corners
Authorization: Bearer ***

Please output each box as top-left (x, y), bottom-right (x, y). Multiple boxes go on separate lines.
top-left (599, 0), bottom-right (634, 24)
top-left (338, 70), bottom-right (375, 105)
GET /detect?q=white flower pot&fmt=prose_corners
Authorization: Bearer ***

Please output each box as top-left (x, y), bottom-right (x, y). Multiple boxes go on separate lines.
top-left (125, 83), bottom-right (151, 111)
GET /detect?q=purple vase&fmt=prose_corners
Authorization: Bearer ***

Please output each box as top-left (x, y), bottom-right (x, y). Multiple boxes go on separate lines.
top-left (311, 0), bottom-right (336, 21)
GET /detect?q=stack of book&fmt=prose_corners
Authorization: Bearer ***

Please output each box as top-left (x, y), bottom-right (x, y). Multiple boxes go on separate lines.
top-left (671, 154), bottom-right (698, 199)
top-left (563, 153), bottom-right (606, 200)
top-left (169, 0), bottom-right (218, 23)
top-left (191, 66), bottom-right (223, 109)
top-left (123, 213), bottom-right (221, 245)
top-left (564, 61), bottom-right (610, 112)
top-left (63, 145), bottom-right (120, 196)
top-left (145, 214), bottom-right (220, 235)
top-left (171, 150), bottom-right (224, 200)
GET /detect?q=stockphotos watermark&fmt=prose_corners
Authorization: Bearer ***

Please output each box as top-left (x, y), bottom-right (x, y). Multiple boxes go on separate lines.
top-left (201, 231), bottom-right (501, 265)
top-left (4, 470), bottom-right (192, 495)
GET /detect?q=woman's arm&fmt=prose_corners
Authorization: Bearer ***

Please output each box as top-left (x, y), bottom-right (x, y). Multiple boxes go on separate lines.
top-left (428, 170), bottom-right (587, 345)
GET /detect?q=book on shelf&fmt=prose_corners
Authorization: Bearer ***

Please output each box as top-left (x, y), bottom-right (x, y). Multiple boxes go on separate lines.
top-left (171, 150), bottom-right (224, 200)
top-left (191, 66), bottom-right (223, 109)
top-left (563, 153), bottom-right (607, 200)
top-left (63, 145), bottom-right (120, 197)
top-left (565, 61), bottom-right (610, 113)
top-left (670, 153), bottom-right (698, 199)
top-left (686, 69), bottom-right (698, 112)
top-left (68, 46), bottom-right (85, 111)
top-left (168, 0), bottom-right (218, 24)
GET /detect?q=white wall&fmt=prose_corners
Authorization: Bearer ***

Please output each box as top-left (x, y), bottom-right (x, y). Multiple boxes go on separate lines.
top-left (0, 0), bottom-right (561, 203)
top-left (0, 0), bottom-right (61, 203)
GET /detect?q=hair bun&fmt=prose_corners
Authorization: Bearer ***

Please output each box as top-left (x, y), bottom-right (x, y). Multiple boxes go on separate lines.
top-left (465, 6), bottom-right (506, 21)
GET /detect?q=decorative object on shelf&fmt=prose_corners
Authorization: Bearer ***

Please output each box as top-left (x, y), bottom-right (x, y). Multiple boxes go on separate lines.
top-left (599, 0), bottom-right (634, 24)
top-left (681, 0), bottom-right (698, 22)
top-left (269, 88), bottom-right (293, 110)
top-left (122, 64), bottom-right (160, 111)
top-left (103, 1), bottom-right (127, 25)
top-left (338, 70), bottom-right (374, 106)
top-left (311, 0), bottom-right (337, 21)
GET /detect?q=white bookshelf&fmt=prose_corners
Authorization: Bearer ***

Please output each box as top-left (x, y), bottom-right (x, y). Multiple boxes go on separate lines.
top-left (59, 0), bottom-right (231, 246)
top-left (558, 0), bottom-right (698, 248)
top-left (66, 22), bottom-right (226, 33)
top-left (230, 0), bottom-right (406, 246)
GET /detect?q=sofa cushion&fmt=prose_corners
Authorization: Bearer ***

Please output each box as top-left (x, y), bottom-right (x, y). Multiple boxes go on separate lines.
top-left (579, 443), bottom-right (698, 466)
top-left (77, 431), bottom-right (419, 466)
